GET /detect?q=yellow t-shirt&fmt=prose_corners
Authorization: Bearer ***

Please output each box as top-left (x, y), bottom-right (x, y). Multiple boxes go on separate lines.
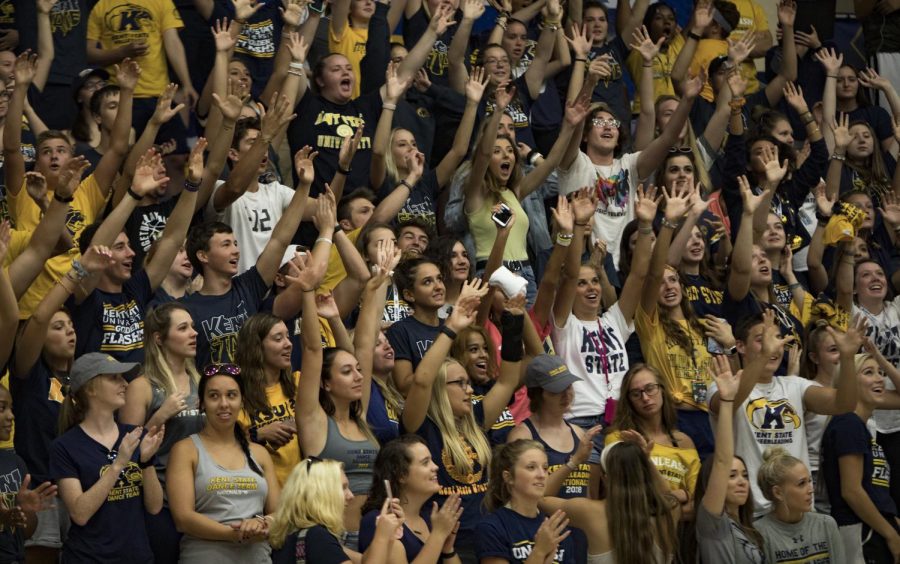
top-left (730, 0), bottom-right (767, 96)
top-left (328, 24), bottom-right (368, 100)
top-left (634, 303), bottom-right (715, 411)
top-left (625, 33), bottom-right (685, 114)
top-left (467, 189), bottom-right (529, 261)
top-left (322, 228), bottom-right (361, 292)
top-left (690, 38), bottom-right (758, 103)
top-left (606, 430), bottom-right (700, 494)
top-left (0, 373), bottom-right (12, 449)
top-left (9, 175), bottom-right (108, 319)
top-left (87, 0), bottom-right (184, 98)
top-left (238, 372), bottom-right (301, 486)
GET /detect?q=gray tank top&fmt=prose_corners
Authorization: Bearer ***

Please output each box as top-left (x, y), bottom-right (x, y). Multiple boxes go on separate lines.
top-left (147, 378), bottom-right (204, 481)
top-left (318, 417), bottom-right (379, 494)
top-left (178, 434), bottom-right (271, 564)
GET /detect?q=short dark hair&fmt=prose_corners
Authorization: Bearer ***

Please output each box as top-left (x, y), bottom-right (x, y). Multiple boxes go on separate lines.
top-left (78, 222), bottom-right (101, 255)
top-left (713, 0), bottom-right (740, 38)
top-left (583, 1), bottom-right (608, 16)
top-left (397, 217), bottom-right (435, 243)
top-left (89, 84), bottom-right (120, 117)
top-left (186, 221), bottom-right (234, 273)
top-left (232, 117), bottom-right (261, 151)
top-left (36, 130), bottom-right (73, 153)
top-left (337, 188), bottom-right (376, 223)
top-left (734, 312), bottom-right (765, 343)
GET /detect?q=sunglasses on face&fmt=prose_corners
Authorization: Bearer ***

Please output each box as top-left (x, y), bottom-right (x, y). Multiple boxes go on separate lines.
top-left (592, 118), bottom-right (620, 129)
top-left (203, 363), bottom-right (241, 377)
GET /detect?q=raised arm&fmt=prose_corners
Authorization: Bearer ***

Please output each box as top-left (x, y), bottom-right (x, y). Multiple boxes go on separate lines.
top-left (396, 5), bottom-right (456, 88)
top-left (447, 0), bottom-right (482, 93)
top-left (260, 2), bottom-right (308, 104)
top-left (815, 48), bottom-right (841, 153)
top-left (727, 176), bottom-right (771, 300)
top-left (806, 182), bottom-right (833, 294)
top-left (370, 63), bottom-right (413, 191)
top-left (162, 28), bottom-right (198, 109)
top-left (859, 67), bottom-right (900, 153)
top-left (435, 68), bottom-right (488, 187)
top-left (616, 0), bottom-right (650, 43)
top-left (670, 0), bottom-right (710, 87)
top-left (617, 184), bottom-right (662, 322)
top-left (552, 188), bottom-right (594, 327)
top-left (635, 76), bottom-right (701, 180)
top-left (256, 144), bottom-right (313, 286)
top-left (804, 321), bottom-right (864, 416)
top-left (3, 53), bottom-right (35, 197)
top-left (33, 0), bottom-right (57, 91)
top-left (92, 59), bottom-right (140, 195)
top-left (523, 0), bottom-right (562, 101)
top-left (701, 356), bottom-right (740, 516)
top-left (481, 298), bottom-right (525, 429)
top-left (463, 85), bottom-right (512, 213)
top-left (825, 113), bottom-right (851, 201)
top-left (144, 140), bottom-right (205, 289)
top-left (196, 88), bottom-right (243, 212)
top-left (0, 225), bottom-right (17, 369)
top-left (532, 195), bottom-right (574, 328)
top-left (631, 26), bottom-right (665, 151)
top-left (762, 1), bottom-right (798, 106)
top-left (666, 191), bottom-right (709, 268)
top-left (640, 183), bottom-right (692, 315)
top-left (401, 281), bottom-right (488, 431)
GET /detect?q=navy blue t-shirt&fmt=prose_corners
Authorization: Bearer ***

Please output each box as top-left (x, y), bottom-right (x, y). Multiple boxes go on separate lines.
top-left (682, 273), bottom-right (724, 319)
top-left (271, 525), bottom-right (349, 564)
top-left (400, 403), bottom-right (488, 536)
top-left (49, 423), bottom-right (152, 564)
top-left (848, 105), bottom-right (894, 143)
top-left (385, 316), bottom-right (441, 370)
top-left (480, 75), bottom-right (537, 150)
top-left (10, 356), bottom-right (66, 485)
top-left (822, 412), bottom-right (896, 526)
top-left (0, 450), bottom-right (28, 563)
top-left (180, 267), bottom-right (270, 368)
top-left (123, 198), bottom-right (178, 270)
top-left (588, 37), bottom-right (630, 123)
top-left (476, 507), bottom-right (576, 564)
top-left (376, 169), bottom-right (440, 229)
top-left (472, 381), bottom-right (515, 446)
top-left (218, 0), bottom-right (283, 100)
top-left (367, 380), bottom-right (400, 445)
top-left (358, 508), bottom-right (431, 560)
top-left (68, 269), bottom-right (154, 364)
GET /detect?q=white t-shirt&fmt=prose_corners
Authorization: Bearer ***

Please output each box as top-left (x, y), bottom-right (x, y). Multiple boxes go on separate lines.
top-left (557, 150), bottom-right (642, 266)
top-left (709, 375), bottom-right (813, 516)
top-left (208, 180), bottom-right (295, 274)
top-left (551, 305), bottom-right (633, 419)
top-left (854, 297), bottom-right (900, 433)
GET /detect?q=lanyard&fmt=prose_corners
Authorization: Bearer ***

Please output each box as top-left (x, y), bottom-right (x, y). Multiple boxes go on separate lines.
top-left (586, 319), bottom-right (612, 392)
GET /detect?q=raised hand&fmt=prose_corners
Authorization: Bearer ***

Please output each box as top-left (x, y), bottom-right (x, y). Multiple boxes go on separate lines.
top-left (566, 23), bottom-right (593, 60)
top-left (687, 182), bottom-right (709, 214)
top-left (503, 292), bottom-right (527, 315)
top-left (260, 93), bottom-right (297, 140)
top-left (461, 0), bottom-right (485, 20)
top-left (759, 143), bottom-right (789, 186)
top-left (280, 0), bottom-right (307, 26)
top-left (13, 51), bottom-right (38, 86)
top-left (759, 309), bottom-right (794, 359)
top-left (859, 67), bottom-right (891, 92)
top-left (150, 83), bottom-right (185, 126)
top-left (813, 180), bottom-right (834, 217)
top-left (284, 251), bottom-right (326, 292)
top-left (691, 0), bottom-right (713, 34)
top-left (338, 123), bottom-right (363, 170)
top-left (711, 354), bottom-right (740, 400)
top-left (826, 315), bottom-right (867, 356)
top-left (370, 238), bottom-right (402, 285)
top-left (738, 175), bottom-right (767, 215)
top-left (783, 82), bottom-right (808, 115)
top-left (56, 156), bottom-right (90, 200)
top-left (630, 25), bottom-right (664, 63)
top-left (465, 66), bottom-right (489, 103)
top-left (212, 82), bottom-right (244, 122)
top-left (663, 182), bottom-right (692, 222)
top-left (550, 194), bottom-right (574, 235)
top-left (830, 113), bottom-right (851, 150)
top-left (564, 91), bottom-right (591, 126)
top-left (406, 151), bottom-right (425, 182)
top-left (232, 0), bottom-right (263, 21)
top-left (794, 25), bottom-right (821, 51)
top-left (315, 291), bottom-right (341, 318)
top-left (590, 240), bottom-right (608, 272)
top-left (384, 61), bottom-right (412, 103)
top-left (571, 187), bottom-right (597, 225)
top-left (814, 47), bottom-right (843, 75)
top-left (24, 172), bottom-right (48, 208)
top-left (114, 58), bottom-right (142, 91)
top-left (293, 146), bottom-right (318, 186)
top-left (777, 0), bottom-right (796, 27)
top-left (429, 3), bottom-right (456, 35)
top-left (494, 81), bottom-right (515, 111)
top-left (186, 138), bottom-right (207, 184)
top-left (634, 183), bottom-right (661, 223)
top-left (447, 279), bottom-right (489, 331)
top-left (312, 184), bottom-right (336, 229)
top-left (703, 316), bottom-right (736, 349)
top-left (139, 425), bottom-right (165, 462)
top-left (875, 190), bottom-right (900, 225)
top-left (682, 74), bottom-right (703, 99)
top-left (727, 67), bottom-right (748, 98)
top-left (413, 68), bottom-right (432, 93)
top-left (36, 0), bottom-right (58, 15)
top-left (79, 245), bottom-right (115, 273)
top-left (533, 510), bottom-right (571, 559)
top-left (285, 31), bottom-right (308, 63)
top-left (132, 150), bottom-right (169, 197)
top-left (588, 56), bottom-right (613, 82)
top-left (727, 31), bottom-right (756, 65)
top-left (211, 18), bottom-right (236, 52)
top-left (431, 494), bottom-right (463, 540)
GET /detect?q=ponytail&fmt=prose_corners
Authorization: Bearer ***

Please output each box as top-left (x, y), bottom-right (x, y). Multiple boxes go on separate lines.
top-left (58, 387), bottom-right (91, 435)
top-left (234, 424), bottom-right (264, 476)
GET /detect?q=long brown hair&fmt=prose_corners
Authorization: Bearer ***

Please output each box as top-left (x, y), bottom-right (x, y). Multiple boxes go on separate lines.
top-left (658, 268), bottom-right (706, 357)
top-left (321, 348), bottom-right (379, 446)
top-left (610, 364), bottom-right (680, 445)
top-left (605, 441), bottom-right (679, 564)
top-left (235, 313), bottom-right (297, 419)
top-left (58, 383), bottom-right (95, 435)
top-left (484, 439), bottom-right (545, 511)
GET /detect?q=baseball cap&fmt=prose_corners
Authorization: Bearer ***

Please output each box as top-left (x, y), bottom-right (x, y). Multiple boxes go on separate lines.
top-left (69, 353), bottom-right (141, 394)
top-left (525, 355), bottom-right (581, 393)
top-left (72, 68), bottom-right (110, 102)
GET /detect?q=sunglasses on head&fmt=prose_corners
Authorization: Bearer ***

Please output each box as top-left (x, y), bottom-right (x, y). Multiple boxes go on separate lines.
top-left (592, 117), bottom-right (621, 129)
top-left (668, 147), bottom-right (692, 154)
top-left (305, 456), bottom-right (324, 472)
top-left (203, 363), bottom-right (241, 378)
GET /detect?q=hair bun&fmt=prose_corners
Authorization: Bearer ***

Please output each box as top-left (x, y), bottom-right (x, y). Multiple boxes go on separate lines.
top-left (762, 446), bottom-right (788, 462)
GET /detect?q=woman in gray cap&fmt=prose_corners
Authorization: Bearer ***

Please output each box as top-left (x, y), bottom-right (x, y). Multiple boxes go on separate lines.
top-left (50, 352), bottom-right (165, 564)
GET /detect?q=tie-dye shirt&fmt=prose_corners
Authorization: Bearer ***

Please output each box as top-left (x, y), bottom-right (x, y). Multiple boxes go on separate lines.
top-left (558, 150), bottom-right (642, 266)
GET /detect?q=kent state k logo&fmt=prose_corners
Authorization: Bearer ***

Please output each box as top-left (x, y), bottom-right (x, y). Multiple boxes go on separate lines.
top-left (105, 4), bottom-right (153, 32)
top-left (746, 397), bottom-right (801, 444)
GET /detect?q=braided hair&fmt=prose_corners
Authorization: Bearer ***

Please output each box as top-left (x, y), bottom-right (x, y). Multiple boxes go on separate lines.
top-left (199, 366), bottom-right (263, 476)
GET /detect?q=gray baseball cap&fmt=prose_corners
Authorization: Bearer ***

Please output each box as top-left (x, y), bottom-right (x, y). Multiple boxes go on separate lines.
top-left (525, 354), bottom-right (581, 393)
top-left (69, 353), bottom-right (141, 394)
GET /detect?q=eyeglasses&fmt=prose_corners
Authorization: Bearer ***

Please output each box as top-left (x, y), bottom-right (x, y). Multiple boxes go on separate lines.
top-left (484, 58), bottom-right (510, 66)
top-left (627, 383), bottom-right (661, 400)
top-left (592, 118), bottom-right (620, 129)
top-left (668, 147), bottom-right (693, 154)
top-left (446, 379), bottom-right (471, 389)
top-left (203, 363), bottom-right (241, 377)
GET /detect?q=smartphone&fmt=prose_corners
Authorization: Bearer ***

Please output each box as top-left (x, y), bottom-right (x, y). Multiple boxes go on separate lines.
top-left (492, 203), bottom-right (513, 228)
top-left (384, 479), bottom-right (393, 501)
top-left (706, 337), bottom-right (726, 355)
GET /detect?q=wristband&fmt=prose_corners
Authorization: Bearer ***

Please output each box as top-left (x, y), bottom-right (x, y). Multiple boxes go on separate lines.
top-left (826, 74), bottom-right (838, 79)
top-left (337, 166), bottom-right (351, 175)
top-left (440, 552), bottom-right (457, 560)
top-left (398, 179), bottom-right (413, 191)
top-left (308, 2), bottom-right (325, 13)
top-left (556, 233), bottom-right (573, 247)
top-left (788, 282), bottom-right (802, 290)
top-left (575, 221), bottom-right (589, 227)
top-left (439, 325), bottom-right (458, 341)
top-left (315, 237), bottom-right (333, 245)
top-left (729, 97), bottom-right (746, 110)
top-left (184, 179), bottom-right (200, 193)
top-left (139, 459), bottom-right (155, 470)
top-left (500, 311), bottom-right (525, 362)
top-left (719, 398), bottom-right (735, 402)
top-left (687, 31), bottom-right (701, 41)
top-left (815, 211), bottom-right (832, 223)
top-left (574, 57), bottom-right (587, 63)
top-left (638, 225), bottom-right (653, 234)
top-left (565, 458), bottom-right (578, 471)
top-left (53, 192), bottom-right (74, 203)
top-left (830, 154), bottom-right (846, 161)
top-left (287, 69), bottom-right (304, 78)
top-left (127, 187), bottom-right (142, 200)
top-left (289, 61), bottom-right (304, 70)
top-left (71, 259), bottom-right (89, 280)
top-left (661, 217), bottom-right (681, 230)
top-left (382, 102), bottom-right (397, 111)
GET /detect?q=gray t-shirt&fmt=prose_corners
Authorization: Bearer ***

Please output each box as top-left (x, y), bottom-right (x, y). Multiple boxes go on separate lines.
top-left (696, 504), bottom-right (765, 564)
top-left (754, 512), bottom-right (845, 564)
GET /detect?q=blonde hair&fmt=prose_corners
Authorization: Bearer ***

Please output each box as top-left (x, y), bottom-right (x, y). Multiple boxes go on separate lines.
top-left (269, 458), bottom-right (347, 548)
top-left (384, 127), bottom-right (410, 183)
top-left (428, 359), bottom-right (492, 477)
top-left (143, 303), bottom-right (201, 397)
top-left (834, 353), bottom-right (875, 387)
top-left (757, 446), bottom-right (805, 502)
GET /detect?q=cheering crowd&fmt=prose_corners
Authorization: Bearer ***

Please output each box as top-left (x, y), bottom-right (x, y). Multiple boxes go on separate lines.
top-left (0, 0), bottom-right (897, 562)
